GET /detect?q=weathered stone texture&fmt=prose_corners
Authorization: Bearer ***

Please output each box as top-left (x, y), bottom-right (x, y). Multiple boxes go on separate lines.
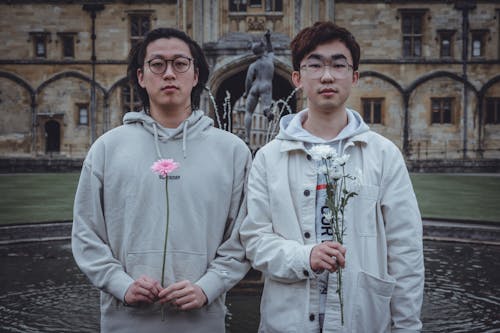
top-left (0, 0), bottom-right (498, 165)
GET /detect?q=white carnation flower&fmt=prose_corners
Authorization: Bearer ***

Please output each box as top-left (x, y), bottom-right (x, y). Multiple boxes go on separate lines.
top-left (309, 144), bottom-right (337, 161)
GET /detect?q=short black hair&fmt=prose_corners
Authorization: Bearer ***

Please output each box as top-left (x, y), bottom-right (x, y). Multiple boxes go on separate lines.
top-left (291, 21), bottom-right (360, 72)
top-left (127, 27), bottom-right (209, 112)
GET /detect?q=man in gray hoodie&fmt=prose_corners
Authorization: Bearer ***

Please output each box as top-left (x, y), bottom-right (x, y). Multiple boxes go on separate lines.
top-left (240, 22), bottom-right (424, 332)
top-left (72, 28), bottom-right (252, 332)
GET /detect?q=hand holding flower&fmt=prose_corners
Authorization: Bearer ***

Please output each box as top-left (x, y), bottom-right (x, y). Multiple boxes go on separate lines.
top-left (310, 241), bottom-right (346, 273)
top-left (158, 280), bottom-right (208, 311)
top-left (124, 275), bottom-right (162, 305)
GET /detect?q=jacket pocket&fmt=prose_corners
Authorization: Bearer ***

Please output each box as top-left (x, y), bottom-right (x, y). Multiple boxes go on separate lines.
top-left (259, 279), bottom-right (304, 333)
top-left (351, 271), bottom-right (395, 333)
top-left (351, 184), bottom-right (379, 237)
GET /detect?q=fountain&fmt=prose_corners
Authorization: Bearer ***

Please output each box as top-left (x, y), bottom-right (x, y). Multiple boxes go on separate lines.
top-left (0, 239), bottom-right (498, 332)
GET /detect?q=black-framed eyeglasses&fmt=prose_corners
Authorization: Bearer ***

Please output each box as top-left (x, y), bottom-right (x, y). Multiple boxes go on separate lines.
top-left (146, 56), bottom-right (193, 75)
top-left (300, 57), bottom-right (354, 79)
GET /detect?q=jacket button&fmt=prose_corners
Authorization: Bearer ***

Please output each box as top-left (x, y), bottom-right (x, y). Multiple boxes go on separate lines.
top-left (307, 154), bottom-right (312, 160)
top-left (309, 313), bottom-right (315, 321)
top-left (303, 270), bottom-right (309, 277)
top-left (304, 232), bottom-right (310, 239)
top-left (303, 189), bottom-right (310, 196)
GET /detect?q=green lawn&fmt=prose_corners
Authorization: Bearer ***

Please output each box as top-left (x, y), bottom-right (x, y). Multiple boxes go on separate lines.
top-left (0, 173), bottom-right (80, 225)
top-left (0, 173), bottom-right (499, 225)
top-left (411, 173), bottom-right (500, 223)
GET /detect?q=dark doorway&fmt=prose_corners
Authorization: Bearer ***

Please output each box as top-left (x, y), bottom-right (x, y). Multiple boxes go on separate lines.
top-left (215, 70), bottom-right (297, 131)
top-left (45, 120), bottom-right (60, 153)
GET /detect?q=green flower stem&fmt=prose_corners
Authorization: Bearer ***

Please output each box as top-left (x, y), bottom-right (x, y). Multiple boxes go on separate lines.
top-left (161, 178), bottom-right (170, 321)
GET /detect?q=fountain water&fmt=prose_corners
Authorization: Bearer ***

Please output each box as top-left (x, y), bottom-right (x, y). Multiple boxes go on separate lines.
top-left (0, 240), bottom-right (498, 332)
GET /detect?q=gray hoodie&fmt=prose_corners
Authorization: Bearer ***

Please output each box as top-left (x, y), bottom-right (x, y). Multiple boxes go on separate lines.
top-left (72, 110), bottom-right (252, 332)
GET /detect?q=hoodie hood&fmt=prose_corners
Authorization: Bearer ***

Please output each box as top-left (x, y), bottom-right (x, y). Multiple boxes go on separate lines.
top-left (276, 108), bottom-right (369, 144)
top-left (123, 110), bottom-right (213, 159)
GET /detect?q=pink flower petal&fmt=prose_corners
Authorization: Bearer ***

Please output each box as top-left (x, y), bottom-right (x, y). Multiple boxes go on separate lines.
top-left (151, 159), bottom-right (180, 178)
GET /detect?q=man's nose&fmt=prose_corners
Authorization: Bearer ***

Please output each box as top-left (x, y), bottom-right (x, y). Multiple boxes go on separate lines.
top-left (320, 65), bottom-right (335, 82)
top-left (162, 62), bottom-right (176, 78)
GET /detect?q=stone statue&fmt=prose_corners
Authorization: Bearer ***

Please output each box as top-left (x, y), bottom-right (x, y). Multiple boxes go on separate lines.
top-left (243, 29), bottom-right (274, 144)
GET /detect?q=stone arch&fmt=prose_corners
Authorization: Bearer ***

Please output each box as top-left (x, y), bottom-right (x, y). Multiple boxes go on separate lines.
top-left (107, 76), bottom-right (132, 129)
top-left (359, 71), bottom-right (404, 95)
top-left (356, 71), bottom-right (406, 148)
top-left (477, 74), bottom-right (500, 157)
top-left (36, 71), bottom-right (106, 95)
top-left (406, 70), bottom-right (478, 96)
top-left (479, 74), bottom-right (500, 97)
top-left (0, 71), bottom-right (35, 97)
top-left (0, 71), bottom-right (35, 155)
top-left (208, 55), bottom-right (295, 128)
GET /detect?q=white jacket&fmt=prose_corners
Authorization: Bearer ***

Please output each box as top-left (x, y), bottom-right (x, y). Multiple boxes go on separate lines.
top-left (240, 127), bottom-right (424, 333)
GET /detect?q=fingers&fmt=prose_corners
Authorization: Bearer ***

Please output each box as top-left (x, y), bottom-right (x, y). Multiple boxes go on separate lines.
top-left (158, 280), bottom-right (207, 310)
top-left (310, 242), bottom-right (347, 273)
top-left (124, 275), bottom-right (162, 305)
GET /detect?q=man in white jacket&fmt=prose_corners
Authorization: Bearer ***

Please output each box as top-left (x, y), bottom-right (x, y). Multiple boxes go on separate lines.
top-left (240, 21), bottom-right (424, 332)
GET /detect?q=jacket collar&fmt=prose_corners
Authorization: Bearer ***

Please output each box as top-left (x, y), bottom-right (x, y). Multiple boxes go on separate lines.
top-left (278, 131), bottom-right (371, 153)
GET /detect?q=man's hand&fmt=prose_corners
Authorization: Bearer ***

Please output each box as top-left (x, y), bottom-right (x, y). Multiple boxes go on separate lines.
top-left (310, 241), bottom-right (346, 273)
top-left (124, 275), bottom-right (162, 305)
top-left (158, 280), bottom-right (208, 310)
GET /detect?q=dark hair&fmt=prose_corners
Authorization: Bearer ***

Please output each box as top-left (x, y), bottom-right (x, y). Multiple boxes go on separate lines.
top-left (127, 27), bottom-right (209, 112)
top-left (290, 21), bottom-right (360, 72)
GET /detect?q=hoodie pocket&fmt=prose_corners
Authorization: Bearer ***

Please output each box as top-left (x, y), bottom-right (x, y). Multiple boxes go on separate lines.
top-left (351, 271), bottom-right (395, 333)
top-left (126, 249), bottom-right (207, 286)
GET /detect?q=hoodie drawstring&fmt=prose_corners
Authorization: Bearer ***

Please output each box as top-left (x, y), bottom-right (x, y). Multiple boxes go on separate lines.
top-left (152, 120), bottom-right (189, 159)
top-left (152, 122), bottom-right (163, 159)
top-left (182, 120), bottom-right (188, 159)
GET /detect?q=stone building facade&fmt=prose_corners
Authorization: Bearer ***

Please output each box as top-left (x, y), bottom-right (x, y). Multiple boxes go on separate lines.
top-left (0, 0), bottom-right (499, 167)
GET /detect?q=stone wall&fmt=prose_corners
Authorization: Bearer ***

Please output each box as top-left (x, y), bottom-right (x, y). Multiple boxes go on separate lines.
top-left (0, 0), bottom-right (499, 164)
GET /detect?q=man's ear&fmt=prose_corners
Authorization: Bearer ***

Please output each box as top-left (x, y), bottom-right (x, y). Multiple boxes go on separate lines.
top-left (137, 68), bottom-right (145, 88)
top-left (292, 71), bottom-right (302, 88)
top-left (193, 67), bottom-right (199, 88)
top-left (352, 70), bottom-right (359, 86)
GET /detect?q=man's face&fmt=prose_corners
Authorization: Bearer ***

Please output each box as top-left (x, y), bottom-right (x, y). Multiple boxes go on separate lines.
top-left (138, 37), bottom-right (198, 114)
top-left (292, 39), bottom-right (358, 114)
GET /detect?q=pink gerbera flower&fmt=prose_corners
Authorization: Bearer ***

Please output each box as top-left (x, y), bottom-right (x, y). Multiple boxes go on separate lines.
top-left (151, 159), bottom-right (180, 179)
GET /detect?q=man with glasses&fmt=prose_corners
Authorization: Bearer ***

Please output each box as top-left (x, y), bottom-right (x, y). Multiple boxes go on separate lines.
top-left (72, 27), bottom-right (251, 332)
top-left (240, 21), bottom-right (424, 332)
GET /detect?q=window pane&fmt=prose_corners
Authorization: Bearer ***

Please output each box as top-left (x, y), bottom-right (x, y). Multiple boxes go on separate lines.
top-left (402, 16), bottom-right (412, 34)
top-left (79, 107), bottom-right (88, 125)
top-left (414, 38), bottom-right (421, 57)
top-left (472, 39), bottom-right (481, 57)
top-left (443, 100), bottom-right (451, 123)
top-left (130, 16), bottom-right (139, 36)
top-left (35, 36), bottom-right (46, 57)
top-left (62, 36), bottom-right (74, 58)
top-left (403, 37), bottom-right (411, 57)
top-left (362, 101), bottom-right (371, 123)
top-left (413, 15), bottom-right (421, 34)
top-left (141, 17), bottom-right (150, 36)
top-left (373, 101), bottom-right (381, 124)
top-left (274, 0), bottom-right (283, 11)
top-left (441, 38), bottom-right (450, 57)
top-left (485, 99), bottom-right (494, 123)
top-left (229, 0), bottom-right (247, 11)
